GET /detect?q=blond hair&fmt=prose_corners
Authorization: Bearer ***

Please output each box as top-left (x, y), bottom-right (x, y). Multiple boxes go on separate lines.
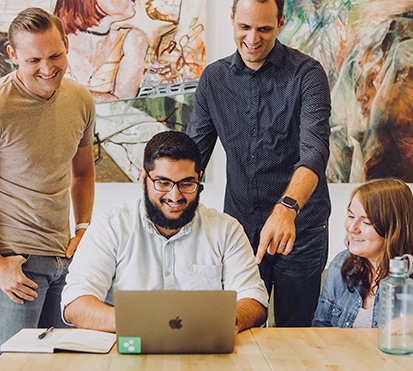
top-left (8, 7), bottom-right (66, 50)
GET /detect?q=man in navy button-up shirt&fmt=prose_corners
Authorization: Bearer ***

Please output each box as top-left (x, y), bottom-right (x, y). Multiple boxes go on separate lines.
top-left (187, 0), bottom-right (331, 327)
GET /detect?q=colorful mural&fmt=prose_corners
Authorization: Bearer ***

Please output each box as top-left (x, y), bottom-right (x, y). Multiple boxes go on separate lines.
top-left (279, 0), bottom-right (413, 183)
top-left (0, 0), bottom-right (205, 182)
top-left (3, 1), bottom-right (411, 183)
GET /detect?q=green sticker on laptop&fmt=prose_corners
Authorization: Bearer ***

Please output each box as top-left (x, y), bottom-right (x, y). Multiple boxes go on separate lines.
top-left (118, 337), bottom-right (141, 354)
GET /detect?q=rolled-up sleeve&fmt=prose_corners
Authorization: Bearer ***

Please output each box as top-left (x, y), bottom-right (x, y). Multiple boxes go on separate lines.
top-left (221, 219), bottom-right (269, 308)
top-left (61, 212), bottom-right (119, 322)
top-left (296, 60), bottom-right (331, 180)
top-left (187, 68), bottom-right (219, 171)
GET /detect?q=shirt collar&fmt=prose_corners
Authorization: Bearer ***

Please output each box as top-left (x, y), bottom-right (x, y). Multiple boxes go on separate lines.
top-left (12, 70), bottom-right (61, 102)
top-left (266, 39), bottom-right (285, 67)
top-left (230, 39), bottom-right (285, 72)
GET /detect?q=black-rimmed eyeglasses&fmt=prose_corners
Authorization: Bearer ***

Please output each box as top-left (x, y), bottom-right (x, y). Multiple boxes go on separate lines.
top-left (145, 169), bottom-right (202, 194)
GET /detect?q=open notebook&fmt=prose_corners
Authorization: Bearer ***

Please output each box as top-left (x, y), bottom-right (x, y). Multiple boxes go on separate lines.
top-left (115, 290), bottom-right (237, 354)
top-left (1, 328), bottom-right (116, 354)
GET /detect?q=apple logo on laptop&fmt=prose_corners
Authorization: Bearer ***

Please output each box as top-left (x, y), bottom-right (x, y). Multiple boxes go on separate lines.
top-left (169, 316), bottom-right (183, 329)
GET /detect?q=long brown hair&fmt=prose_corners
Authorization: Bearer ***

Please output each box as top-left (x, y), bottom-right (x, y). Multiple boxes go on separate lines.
top-left (54, 0), bottom-right (107, 35)
top-left (341, 178), bottom-right (413, 299)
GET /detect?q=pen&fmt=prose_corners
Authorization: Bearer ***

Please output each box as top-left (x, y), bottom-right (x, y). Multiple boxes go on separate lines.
top-left (38, 327), bottom-right (54, 340)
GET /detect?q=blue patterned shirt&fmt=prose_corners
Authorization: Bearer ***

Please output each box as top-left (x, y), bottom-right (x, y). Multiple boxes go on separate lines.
top-left (187, 40), bottom-right (331, 243)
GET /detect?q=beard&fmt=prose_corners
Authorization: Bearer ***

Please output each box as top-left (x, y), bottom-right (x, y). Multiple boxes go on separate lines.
top-left (144, 180), bottom-right (200, 231)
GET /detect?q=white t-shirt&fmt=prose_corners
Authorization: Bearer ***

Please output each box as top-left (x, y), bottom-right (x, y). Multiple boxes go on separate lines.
top-left (353, 306), bottom-right (374, 328)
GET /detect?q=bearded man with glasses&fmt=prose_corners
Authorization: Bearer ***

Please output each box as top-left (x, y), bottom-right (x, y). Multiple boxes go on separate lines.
top-left (61, 131), bottom-right (268, 334)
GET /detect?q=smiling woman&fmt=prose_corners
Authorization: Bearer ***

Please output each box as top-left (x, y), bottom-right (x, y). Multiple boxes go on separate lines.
top-left (313, 178), bottom-right (413, 328)
top-left (345, 193), bottom-right (385, 269)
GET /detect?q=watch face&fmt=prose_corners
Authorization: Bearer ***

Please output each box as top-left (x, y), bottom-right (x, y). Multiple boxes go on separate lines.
top-left (282, 196), bottom-right (297, 207)
top-left (279, 196), bottom-right (299, 213)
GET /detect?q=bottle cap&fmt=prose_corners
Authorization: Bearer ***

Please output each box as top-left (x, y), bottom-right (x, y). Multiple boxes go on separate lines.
top-left (389, 257), bottom-right (408, 274)
top-left (389, 254), bottom-right (413, 276)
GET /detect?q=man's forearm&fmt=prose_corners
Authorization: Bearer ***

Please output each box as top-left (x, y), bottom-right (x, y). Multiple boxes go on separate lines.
top-left (71, 172), bottom-right (94, 225)
top-left (236, 298), bottom-right (267, 333)
top-left (280, 166), bottom-right (319, 210)
top-left (71, 144), bottom-right (95, 225)
top-left (64, 295), bottom-right (116, 333)
top-left (67, 168), bottom-right (95, 257)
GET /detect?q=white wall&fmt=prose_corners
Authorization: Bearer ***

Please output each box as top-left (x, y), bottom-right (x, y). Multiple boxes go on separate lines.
top-left (87, 0), bottom-right (355, 265)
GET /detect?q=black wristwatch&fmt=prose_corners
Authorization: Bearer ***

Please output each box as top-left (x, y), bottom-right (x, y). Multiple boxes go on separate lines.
top-left (276, 196), bottom-right (300, 214)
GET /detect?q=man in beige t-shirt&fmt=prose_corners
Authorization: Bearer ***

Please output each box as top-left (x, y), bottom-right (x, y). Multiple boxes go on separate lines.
top-left (0, 8), bottom-right (95, 345)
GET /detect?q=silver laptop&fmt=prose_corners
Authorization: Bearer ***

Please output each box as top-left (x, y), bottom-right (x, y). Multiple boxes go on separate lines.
top-left (114, 290), bottom-right (237, 354)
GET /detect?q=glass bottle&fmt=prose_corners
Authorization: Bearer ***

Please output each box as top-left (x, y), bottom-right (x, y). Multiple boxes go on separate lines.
top-left (378, 254), bottom-right (413, 355)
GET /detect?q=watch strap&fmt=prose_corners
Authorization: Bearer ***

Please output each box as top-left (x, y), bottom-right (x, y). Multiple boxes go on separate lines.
top-left (75, 222), bottom-right (90, 232)
top-left (277, 197), bottom-right (300, 214)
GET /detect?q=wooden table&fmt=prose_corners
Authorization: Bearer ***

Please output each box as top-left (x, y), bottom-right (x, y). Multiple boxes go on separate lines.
top-left (1, 328), bottom-right (412, 370)
top-left (0, 330), bottom-right (269, 371)
top-left (251, 327), bottom-right (413, 370)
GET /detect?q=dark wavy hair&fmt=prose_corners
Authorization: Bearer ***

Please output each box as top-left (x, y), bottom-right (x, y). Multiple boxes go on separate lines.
top-left (144, 131), bottom-right (202, 176)
top-left (341, 178), bottom-right (413, 299)
top-left (232, 0), bottom-right (285, 22)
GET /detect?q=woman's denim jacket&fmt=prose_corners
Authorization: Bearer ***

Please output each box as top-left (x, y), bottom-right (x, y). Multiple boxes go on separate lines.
top-left (312, 250), bottom-right (379, 328)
